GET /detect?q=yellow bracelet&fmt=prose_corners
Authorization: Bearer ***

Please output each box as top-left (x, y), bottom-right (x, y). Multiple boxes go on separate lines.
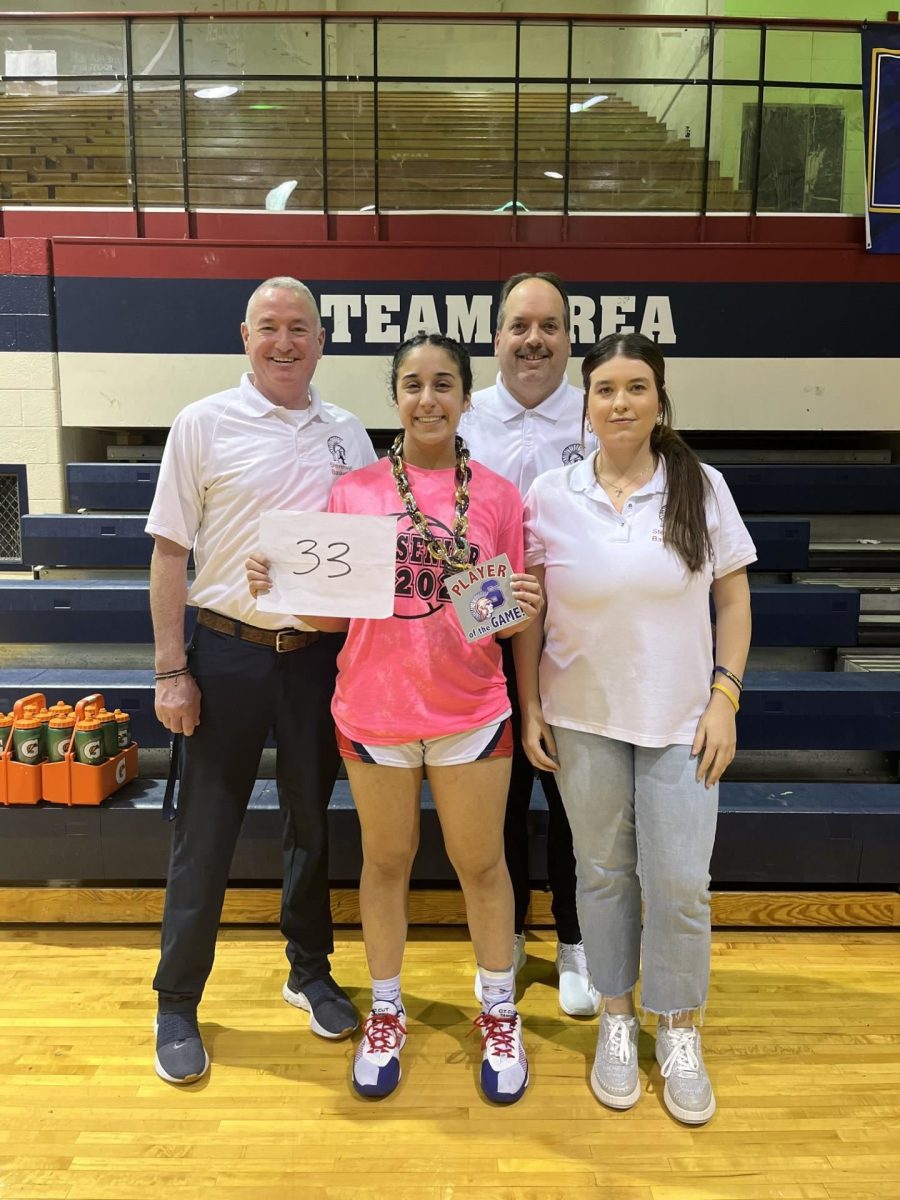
top-left (711, 682), bottom-right (740, 713)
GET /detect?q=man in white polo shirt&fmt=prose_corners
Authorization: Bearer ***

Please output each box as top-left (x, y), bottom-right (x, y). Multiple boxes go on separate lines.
top-left (460, 271), bottom-right (600, 1016)
top-left (146, 276), bottom-right (376, 1085)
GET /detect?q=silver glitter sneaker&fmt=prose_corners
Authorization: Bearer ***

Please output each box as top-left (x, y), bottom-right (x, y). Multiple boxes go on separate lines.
top-left (655, 1022), bottom-right (716, 1124)
top-left (590, 1011), bottom-right (641, 1109)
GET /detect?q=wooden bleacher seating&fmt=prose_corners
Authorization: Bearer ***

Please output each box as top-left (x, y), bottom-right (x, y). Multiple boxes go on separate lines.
top-left (0, 88), bottom-right (750, 210)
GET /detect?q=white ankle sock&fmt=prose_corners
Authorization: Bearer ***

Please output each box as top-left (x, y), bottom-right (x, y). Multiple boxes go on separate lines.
top-left (478, 965), bottom-right (515, 1011)
top-left (371, 974), bottom-right (403, 1011)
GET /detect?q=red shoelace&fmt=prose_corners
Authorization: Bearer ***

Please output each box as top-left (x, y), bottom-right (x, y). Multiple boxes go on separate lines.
top-left (363, 1012), bottom-right (406, 1052)
top-left (474, 1011), bottom-right (518, 1059)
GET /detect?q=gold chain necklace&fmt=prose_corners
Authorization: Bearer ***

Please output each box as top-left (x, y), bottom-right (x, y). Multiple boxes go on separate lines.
top-left (388, 432), bottom-right (472, 571)
top-left (594, 454), bottom-right (653, 500)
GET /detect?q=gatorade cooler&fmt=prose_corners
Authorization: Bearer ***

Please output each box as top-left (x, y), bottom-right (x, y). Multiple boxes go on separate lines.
top-left (41, 692), bottom-right (138, 806)
top-left (0, 693), bottom-right (47, 805)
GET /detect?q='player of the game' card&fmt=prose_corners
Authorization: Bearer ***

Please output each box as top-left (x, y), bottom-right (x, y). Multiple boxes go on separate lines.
top-left (446, 554), bottom-right (528, 643)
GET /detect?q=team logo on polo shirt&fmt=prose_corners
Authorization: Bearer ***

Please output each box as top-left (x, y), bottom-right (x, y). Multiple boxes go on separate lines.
top-left (394, 511), bottom-right (480, 620)
top-left (327, 435), bottom-right (350, 476)
top-left (652, 502), bottom-right (666, 544)
top-left (562, 443), bottom-right (584, 465)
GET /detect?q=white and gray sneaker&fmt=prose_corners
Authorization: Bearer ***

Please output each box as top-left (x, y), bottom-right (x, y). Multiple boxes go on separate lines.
top-left (655, 1023), bottom-right (716, 1124)
top-left (474, 932), bottom-right (526, 1003)
top-left (590, 1011), bottom-right (641, 1109)
top-left (556, 941), bottom-right (601, 1016)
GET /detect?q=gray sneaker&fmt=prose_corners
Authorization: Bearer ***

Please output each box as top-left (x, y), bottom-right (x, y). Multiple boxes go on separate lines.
top-left (590, 1011), bottom-right (641, 1109)
top-left (283, 972), bottom-right (359, 1040)
top-left (655, 1023), bottom-right (716, 1124)
top-left (155, 1010), bottom-right (210, 1085)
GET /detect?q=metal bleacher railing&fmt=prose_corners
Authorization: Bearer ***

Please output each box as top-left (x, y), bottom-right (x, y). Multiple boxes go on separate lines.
top-left (0, 11), bottom-right (869, 217)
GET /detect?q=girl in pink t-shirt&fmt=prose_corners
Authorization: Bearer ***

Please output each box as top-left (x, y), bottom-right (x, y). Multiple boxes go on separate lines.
top-left (247, 333), bottom-right (542, 1105)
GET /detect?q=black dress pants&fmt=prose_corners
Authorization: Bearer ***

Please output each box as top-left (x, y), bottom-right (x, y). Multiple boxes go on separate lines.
top-left (501, 639), bottom-right (581, 944)
top-left (153, 623), bottom-right (343, 1013)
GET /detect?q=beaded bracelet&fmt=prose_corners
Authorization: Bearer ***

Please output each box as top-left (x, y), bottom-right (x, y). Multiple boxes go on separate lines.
top-left (711, 682), bottom-right (740, 713)
top-left (154, 667), bottom-right (191, 681)
top-left (713, 665), bottom-right (743, 692)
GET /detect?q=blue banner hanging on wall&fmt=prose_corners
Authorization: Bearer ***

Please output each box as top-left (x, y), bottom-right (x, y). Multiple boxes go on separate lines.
top-left (862, 23), bottom-right (900, 253)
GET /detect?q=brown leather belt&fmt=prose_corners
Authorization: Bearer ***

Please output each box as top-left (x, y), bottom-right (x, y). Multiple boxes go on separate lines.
top-left (197, 608), bottom-right (319, 652)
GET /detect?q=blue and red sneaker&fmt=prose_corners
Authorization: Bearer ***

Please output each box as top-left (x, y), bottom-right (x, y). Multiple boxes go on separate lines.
top-left (352, 1001), bottom-right (407, 1098)
top-left (475, 1002), bottom-right (529, 1104)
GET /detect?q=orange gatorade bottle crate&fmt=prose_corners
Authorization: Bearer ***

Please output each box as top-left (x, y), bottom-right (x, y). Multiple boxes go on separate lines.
top-left (41, 692), bottom-right (139, 807)
top-left (0, 692), bottom-right (47, 806)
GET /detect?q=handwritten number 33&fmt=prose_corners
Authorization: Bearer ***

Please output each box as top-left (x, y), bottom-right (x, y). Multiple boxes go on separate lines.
top-left (292, 539), bottom-right (353, 578)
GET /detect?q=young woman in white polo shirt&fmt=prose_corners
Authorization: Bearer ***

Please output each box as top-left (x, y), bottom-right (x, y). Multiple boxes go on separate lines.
top-left (515, 332), bottom-right (755, 1124)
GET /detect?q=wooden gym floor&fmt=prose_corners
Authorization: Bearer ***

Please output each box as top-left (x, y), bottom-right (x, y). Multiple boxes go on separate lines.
top-left (1, 923), bottom-right (899, 1200)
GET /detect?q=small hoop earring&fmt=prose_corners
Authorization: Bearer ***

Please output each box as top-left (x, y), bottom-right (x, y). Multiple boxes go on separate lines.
top-left (585, 419), bottom-right (594, 434)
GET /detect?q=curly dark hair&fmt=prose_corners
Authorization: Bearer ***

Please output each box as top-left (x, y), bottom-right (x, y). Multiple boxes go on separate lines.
top-left (390, 332), bottom-right (473, 400)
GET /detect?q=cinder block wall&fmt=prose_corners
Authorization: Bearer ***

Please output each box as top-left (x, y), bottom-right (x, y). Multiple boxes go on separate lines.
top-left (0, 239), bottom-right (104, 515)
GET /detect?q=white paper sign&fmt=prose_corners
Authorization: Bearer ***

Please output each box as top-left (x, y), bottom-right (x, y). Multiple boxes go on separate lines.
top-left (256, 510), bottom-right (397, 619)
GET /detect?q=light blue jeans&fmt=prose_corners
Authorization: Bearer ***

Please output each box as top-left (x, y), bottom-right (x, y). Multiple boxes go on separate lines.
top-left (552, 726), bottom-right (719, 1015)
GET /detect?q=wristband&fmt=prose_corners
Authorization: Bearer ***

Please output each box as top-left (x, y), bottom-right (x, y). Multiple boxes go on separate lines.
top-left (713, 665), bottom-right (743, 692)
top-left (711, 682), bottom-right (739, 713)
top-left (155, 667), bottom-right (191, 681)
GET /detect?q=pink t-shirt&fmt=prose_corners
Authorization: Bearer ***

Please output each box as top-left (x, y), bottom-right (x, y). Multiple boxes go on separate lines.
top-left (328, 456), bottom-right (524, 744)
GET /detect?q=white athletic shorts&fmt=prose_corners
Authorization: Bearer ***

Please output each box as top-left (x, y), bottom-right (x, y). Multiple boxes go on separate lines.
top-left (336, 712), bottom-right (513, 768)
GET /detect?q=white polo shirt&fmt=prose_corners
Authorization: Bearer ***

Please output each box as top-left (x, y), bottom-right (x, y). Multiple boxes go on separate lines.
top-left (524, 453), bottom-right (757, 748)
top-left (460, 372), bottom-right (597, 497)
top-left (146, 373), bottom-right (377, 630)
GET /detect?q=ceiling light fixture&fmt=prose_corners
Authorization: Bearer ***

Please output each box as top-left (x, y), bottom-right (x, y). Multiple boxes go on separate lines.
top-left (193, 85), bottom-right (239, 100)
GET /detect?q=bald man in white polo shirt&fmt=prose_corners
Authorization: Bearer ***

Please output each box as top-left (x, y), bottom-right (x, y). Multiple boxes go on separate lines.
top-left (459, 271), bottom-right (600, 1016)
top-left (146, 276), bottom-right (376, 1085)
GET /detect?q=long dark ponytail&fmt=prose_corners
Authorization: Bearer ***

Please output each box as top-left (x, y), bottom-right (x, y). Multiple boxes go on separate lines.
top-left (581, 333), bottom-right (712, 574)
